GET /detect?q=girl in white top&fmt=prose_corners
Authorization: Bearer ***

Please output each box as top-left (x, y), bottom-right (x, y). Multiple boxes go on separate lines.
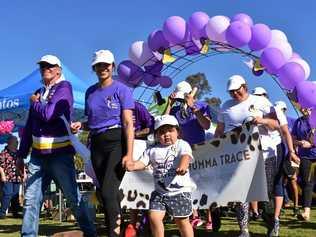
top-left (127, 115), bottom-right (195, 237)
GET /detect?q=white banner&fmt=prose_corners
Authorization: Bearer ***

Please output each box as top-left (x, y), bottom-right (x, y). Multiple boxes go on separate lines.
top-left (120, 124), bottom-right (268, 209)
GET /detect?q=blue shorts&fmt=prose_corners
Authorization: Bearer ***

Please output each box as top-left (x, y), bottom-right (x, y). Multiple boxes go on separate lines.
top-left (149, 191), bottom-right (192, 218)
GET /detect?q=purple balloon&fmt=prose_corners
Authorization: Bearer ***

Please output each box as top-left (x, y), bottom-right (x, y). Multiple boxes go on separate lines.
top-left (163, 16), bottom-right (189, 45)
top-left (148, 30), bottom-right (170, 53)
top-left (188, 11), bottom-right (209, 39)
top-left (296, 80), bottom-right (316, 108)
top-left (143, 74), bottom-right (159, 87)
top-left (309, 109), bottom-right (316, 128)
top-left (232, 13), bottom-right (254, 26)
top-left (226, 21), bottom-right (252, 47)
top-left (278, 62), bottom-right (305, 90)
top-left (248, 24), bottom-right (271, 51)
top-left (158, 76), bottom-right (172, 88)
top-left (260, 48), bottom-right (285, 74)
top-left (117, 60), bottom-right (144, 86)
top-left (144, 61), bottom-right (164, 76)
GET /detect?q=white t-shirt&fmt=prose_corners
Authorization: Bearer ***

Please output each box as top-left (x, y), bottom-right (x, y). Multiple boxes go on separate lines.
top-left (139, 139), bottom-right (196, 196)
top-left (218, 94), bottom-right (272, 132)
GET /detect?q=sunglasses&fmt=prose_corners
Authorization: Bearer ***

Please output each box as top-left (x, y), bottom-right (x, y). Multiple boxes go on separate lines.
top-left (39, 63), bottom-right (58, 70)
top-left (229, 86), bottom-right (243, 94)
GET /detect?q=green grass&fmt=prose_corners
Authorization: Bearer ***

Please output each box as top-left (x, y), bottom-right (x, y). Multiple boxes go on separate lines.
top-left (0, 208), bottom-right (315, 236)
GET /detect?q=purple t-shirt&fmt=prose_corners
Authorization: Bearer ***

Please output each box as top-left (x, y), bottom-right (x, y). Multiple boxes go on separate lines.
top-left (292, 116), bottom-right (316, 159)
top-left (133, 101), bottom-right (153, 132)
top-left (85, 80), bottom-right (134, 134)
top-left (170, 101), bottom-right (211, 145)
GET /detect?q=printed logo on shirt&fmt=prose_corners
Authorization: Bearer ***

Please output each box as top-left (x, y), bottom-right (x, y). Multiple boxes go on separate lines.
top-left (105, 96), bottom-right (120, 109)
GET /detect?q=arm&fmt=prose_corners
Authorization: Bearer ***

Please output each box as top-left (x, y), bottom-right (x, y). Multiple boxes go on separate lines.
top-left (253, 116), bottom-right (280, 130)
top-left (193, 110), bottom-right (211, 130)
top-left (126, 160), bottom-right (146, 171)
top-left (163, 93), bottom-right (176, 115)
top-left (31, 82), bottom-right (73, 122)
top-left (122, 109), bottom-right (135, 168)
top-left (280, 124), bottom-right (300, 164)
top-left (176, 154), bottom-right (192, 175)
top-left (0, 167), bottom-right (6, 182)
top-left (135, 128), bottom-right (150, 139)
top-left (214, 122), bottom-right (225, 138)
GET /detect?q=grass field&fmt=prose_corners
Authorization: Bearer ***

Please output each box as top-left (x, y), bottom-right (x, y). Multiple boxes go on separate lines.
top-left (0, 208), bottom-right (315, 236)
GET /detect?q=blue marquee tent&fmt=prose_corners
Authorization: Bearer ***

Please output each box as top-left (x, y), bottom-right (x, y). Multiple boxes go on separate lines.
top-left (0, 64), bottom-right (88, 125)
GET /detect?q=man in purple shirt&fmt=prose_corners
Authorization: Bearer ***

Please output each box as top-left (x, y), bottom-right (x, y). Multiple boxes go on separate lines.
top-left (17, 55), bottom-right (96, 237)
top-left (292, 107), bottom-right (316, 221)
top-left (133, 101), bottom-right (153, 139)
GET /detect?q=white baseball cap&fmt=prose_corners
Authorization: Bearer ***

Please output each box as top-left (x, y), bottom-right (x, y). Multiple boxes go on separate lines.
top-left (154, 115), bottom-right (179, 130)
top-left (37, 55), bottom-right (61, 67)
top-left (253, 87), bottom-right (268, 96)
top-left (227, 75), bottom-right (246, 91)
top-left (274, 100), bottom-right (287, 111)
top-left (91, 49), bottom-right (115, 66)
top-left (174, 81), bottom-right (192, 99)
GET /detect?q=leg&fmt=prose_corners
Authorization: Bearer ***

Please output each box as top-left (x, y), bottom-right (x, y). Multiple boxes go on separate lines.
top-left (149, 211), bottom-right (165, 237)
top-left (175, 217), bottom-right (193, 237)
top-left (49, 155), bottom-right (96, 237)
top-left (0, 182), bottom-right (14, 217)
top-left (298, 158), bottom-right (314, 220)
top-left (236, 202), bottom-right (249, 232)
top-left (91, 129), bottom-right (125, 237)
top-left (21, 157), bottom-right (49, 237)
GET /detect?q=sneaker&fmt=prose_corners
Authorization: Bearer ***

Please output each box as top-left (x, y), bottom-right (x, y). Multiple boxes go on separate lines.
top-left (124, 224), bottom-right (137, 237)
top-left (205, 222), bottom-right (212, 231)
top-left (297, 213), bottom-right (310, 222)
top-left (293, 207), bottom-right (300, 217)
top-left (238, 230), bottom-right (250, 237)
top-left (190, 217), bottom-right (204, 228)
top-left (252, 212), bottom-right (261, 221)
top-left (268, 218), bottom-right (279, 237)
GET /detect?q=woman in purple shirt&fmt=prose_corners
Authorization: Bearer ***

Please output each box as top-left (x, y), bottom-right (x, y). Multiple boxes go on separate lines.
top-left (292, 107), bottom-right (316, 222)
top-left (72, 50), bottom-right (134, 237)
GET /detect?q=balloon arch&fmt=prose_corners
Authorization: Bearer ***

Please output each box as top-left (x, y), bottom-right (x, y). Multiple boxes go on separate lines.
top-left (116, 12), bottom-right (316, 129)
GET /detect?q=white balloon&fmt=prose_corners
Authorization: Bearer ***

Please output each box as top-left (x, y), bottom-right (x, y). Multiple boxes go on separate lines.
top-left (268, 40), bottom-right (293, 60)
top-left (270, 29), bottom-right (288, 42)
top-left (129, 41), bottom-right (156, 67)
top-left (205, 15), bottom-right (230, 43)
top-left (288, 58), bottom-right (311, 79)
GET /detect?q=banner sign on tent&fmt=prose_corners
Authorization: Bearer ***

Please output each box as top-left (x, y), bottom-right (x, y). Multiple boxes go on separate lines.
top-left (120, 123), bottom-right (268, 209)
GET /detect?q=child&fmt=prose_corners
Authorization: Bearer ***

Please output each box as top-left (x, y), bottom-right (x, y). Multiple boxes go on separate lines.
top-left (126, 115), bottom-right (195, 237)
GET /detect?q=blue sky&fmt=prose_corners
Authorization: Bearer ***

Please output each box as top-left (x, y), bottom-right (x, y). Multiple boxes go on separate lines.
top-left (0, 0), bottom-right (315, 118)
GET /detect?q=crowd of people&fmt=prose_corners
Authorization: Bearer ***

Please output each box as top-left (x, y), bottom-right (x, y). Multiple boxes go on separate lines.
top-left (0, 49), bottom-right (315, 237)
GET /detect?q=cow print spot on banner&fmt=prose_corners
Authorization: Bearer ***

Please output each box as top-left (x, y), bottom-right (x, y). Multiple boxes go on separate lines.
top-left (252, 132), bottom-right (259, 141)
top-left (199, 194), bottom-right (208, 206)
top-left (230, 134), bottom-right (238, 144)
top-left (193, 199), bottom-right (198, 205)
top-left (232, 126), bottom-right (243, 135)
top-left (247, 135), bottom-right (252, 145)
top-left (136, 201), bottom-right (146, 209)
top-left (240, 133), bottom-right (246, 143)
top-left (245, 122), bottom-right (251, 131)
top-left (258, 144), bottom-right (262, 151)
top-left (145, 194), bottom-right (150, 200)
top-left (210, 140), bottom-right (221, 147)
top-left (249, 144), bottom-right (255, 151)
top-left (127, 190), bottom-right (138, 202)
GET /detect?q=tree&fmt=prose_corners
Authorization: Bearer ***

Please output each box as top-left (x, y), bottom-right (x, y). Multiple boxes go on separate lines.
top-left (185, 73), bottom-right (212, 99)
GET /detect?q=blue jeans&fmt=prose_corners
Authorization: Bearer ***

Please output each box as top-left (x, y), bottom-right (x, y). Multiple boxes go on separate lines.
top-left (0, 182), bottom-right (20, 216)
top-left (21, 155), bottom-right (96, 237)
